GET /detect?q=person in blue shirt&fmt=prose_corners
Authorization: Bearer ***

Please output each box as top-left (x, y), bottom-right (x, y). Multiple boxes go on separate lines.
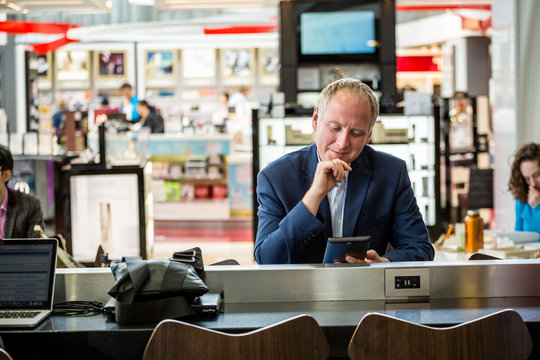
top-left (120, 83), bottom-right (140, 122)
top-left (508, 142), bottom-right (540, 234)
top-left (52, 100), bottom-right (66, 135)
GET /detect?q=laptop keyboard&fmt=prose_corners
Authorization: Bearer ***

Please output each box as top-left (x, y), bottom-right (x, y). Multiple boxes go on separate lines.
top-left (0, 311), bottom-right (40, 319)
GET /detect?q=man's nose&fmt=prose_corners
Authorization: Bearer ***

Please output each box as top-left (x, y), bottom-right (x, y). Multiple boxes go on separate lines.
top-left (336, 131), bottom-right (349, 148)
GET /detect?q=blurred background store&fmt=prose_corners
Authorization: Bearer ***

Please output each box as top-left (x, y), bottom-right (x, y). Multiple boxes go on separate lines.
top-left (0, 0), bottom-right (538, 265)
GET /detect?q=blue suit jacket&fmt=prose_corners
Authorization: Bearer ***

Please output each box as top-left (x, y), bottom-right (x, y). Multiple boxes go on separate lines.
top-left (255, 144), bottom-right (434, 264)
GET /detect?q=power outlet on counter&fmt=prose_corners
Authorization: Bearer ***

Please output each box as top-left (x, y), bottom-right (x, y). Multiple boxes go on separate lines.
top-left (384, 268), bottom-right (430, 298)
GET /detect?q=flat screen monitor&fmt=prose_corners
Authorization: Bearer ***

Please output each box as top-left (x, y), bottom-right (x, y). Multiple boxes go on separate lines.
top-left (294, 1), bottom-right (381, 64)
top-left (300, 11), bottom-right (376, 55)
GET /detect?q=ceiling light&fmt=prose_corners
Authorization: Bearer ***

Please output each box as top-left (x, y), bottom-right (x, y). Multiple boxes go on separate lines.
top-left (20, 1), bottom-right (86, 4)
top-left (155, 0), bottom-right (277, 10)
top-left (128, 0), bottom-right (154, 5)
top-left (6, 2), bottom-right (24, 11)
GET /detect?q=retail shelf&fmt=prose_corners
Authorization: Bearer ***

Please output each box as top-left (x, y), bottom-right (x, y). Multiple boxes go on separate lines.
top-left (154, 199), bottom-right (230, 221)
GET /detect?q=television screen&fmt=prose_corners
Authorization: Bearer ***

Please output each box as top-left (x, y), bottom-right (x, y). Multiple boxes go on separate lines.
top-left (300, 11), bottom-right (376, 55)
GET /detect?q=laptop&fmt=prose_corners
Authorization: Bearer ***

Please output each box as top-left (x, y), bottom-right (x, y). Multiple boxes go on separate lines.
top-left (0, 238), bottom-right (58, 328)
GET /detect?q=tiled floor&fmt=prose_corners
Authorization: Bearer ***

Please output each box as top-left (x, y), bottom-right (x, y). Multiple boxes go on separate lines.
top-left (152, 219), bottom-right (256, 265)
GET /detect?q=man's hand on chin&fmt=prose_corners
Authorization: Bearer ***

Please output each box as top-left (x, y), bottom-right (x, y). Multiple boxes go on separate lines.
top-left (345, 250), bottom-right (390, 263)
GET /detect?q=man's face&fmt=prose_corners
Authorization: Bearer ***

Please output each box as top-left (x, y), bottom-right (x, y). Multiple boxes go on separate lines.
top-left (121, 87), bottom-right (131, 100)
top-left (312, 89), bottom-right (373, 164)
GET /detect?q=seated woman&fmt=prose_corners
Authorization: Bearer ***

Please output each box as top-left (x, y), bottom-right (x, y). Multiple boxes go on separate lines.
top-left (136, 100), bottom-right (164, 133)
top-left (508, 142), bottom-right (540, 233)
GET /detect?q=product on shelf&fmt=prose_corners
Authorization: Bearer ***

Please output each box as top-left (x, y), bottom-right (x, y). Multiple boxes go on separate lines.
top-left (194, 184), bottom-right (211, 199)
top-left (184, 156), bottom-right (207, 178)
top-left (180, 183), bottom-right (195, 201)
top-left (211, 184), bottom-right (228, 199)
top-left (370, 121), bottom-right (408, 144)
top-left (164, 181), bottom-right (181, 201)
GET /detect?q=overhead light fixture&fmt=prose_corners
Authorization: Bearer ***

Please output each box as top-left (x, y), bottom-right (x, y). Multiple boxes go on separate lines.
top-left (128, 0), bottom-right (154, 5)
top-left (8, 0), bottom-right (114, 13)
top-left (6, 2), bottom-right (24, 11)
top-left (155, 0), bottom-right (277, 10)
top-left (20, 1), bottom-right (86, 4)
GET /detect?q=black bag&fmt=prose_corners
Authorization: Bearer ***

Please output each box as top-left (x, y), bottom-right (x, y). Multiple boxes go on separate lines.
top-left (170, 247), bottom-right (204, 276)
top-left (107, 257), bottom-right (208, 324)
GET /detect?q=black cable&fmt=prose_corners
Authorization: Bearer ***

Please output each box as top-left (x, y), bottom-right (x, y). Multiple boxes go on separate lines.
top-left (52, 301), bottom-right (104, 316)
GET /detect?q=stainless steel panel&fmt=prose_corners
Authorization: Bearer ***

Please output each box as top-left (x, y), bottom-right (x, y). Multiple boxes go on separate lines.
top-left (203, 265), bottom-right (386, 303)
top-left (430, 261), bottom-right (540, 299)
top-left (54, 268), bottom-right (114, 304)
top-left (54, 260), bottom-right (540, 304)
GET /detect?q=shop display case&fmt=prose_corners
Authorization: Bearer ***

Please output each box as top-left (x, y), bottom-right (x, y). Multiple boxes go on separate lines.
top-left (63, 162), bottom-right (152, 262)
top-left (86, 133), bottom-right (252, 221)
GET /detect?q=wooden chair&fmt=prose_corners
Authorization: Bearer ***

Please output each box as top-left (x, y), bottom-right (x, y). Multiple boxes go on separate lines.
top-left (143, 314), bottom-right (330, 360)
top-left (348, 309), bottom-right (532, 360)
top-left (0, 348), bottom-right (13, 360)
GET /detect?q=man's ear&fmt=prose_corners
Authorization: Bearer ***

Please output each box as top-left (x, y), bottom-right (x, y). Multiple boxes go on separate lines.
top-left (312, 107), bottom-right (319, 132)
top-left (367, 131), bottom-right (372, 144)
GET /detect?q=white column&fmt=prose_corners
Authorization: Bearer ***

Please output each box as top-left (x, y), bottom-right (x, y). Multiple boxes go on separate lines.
top-left (492, 0), bottom-right (540, 231)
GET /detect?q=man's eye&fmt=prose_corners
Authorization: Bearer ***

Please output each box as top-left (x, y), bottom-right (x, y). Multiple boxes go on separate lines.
top-left (330, 126), bottom-right (340, 132)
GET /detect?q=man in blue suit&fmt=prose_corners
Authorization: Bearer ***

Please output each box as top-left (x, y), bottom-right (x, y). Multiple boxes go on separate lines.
top-left (255, 78), bottom-right (434, 264)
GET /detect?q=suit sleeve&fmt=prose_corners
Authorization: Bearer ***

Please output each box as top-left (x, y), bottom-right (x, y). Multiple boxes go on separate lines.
top-left (385, 162), bottom-right (434, 262)
top-left (26, 196), bottom-right (45, 238)
top-left (254, 171), bottom-right (325, 264)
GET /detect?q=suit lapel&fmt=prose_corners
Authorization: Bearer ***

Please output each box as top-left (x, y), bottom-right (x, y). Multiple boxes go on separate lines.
top-left (343, 150), bottom-right (372, 237)
top-left (301, 144), bottom-right (332, 241)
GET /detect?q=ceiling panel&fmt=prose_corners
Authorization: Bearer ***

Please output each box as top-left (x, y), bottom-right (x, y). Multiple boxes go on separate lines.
top-left (0, 0), bottom-right (114, 13)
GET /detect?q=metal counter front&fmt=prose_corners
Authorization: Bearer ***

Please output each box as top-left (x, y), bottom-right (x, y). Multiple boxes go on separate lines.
top-left (1, 261), bottom-right (540, 359)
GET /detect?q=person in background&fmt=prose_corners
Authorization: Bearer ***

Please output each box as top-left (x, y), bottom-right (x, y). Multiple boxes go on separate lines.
top-left (508, 142), bottom-right (540, 234)
top-left (212, 92), bottom-right (229, 132)
top-left (0, 145), bottom-right (44, 238)
top-left (449, 91), bottom-right (474, 151)
top-left (136, 100), bottom-right (164, 133)
top-left (255, 78), bottom-right (434, 264)
top-left (228, 85), bottom-right (250, 108)
top-left (120, 83), bottom-right (140, 123)
top-left (52, 100), bottom-right (67, 136)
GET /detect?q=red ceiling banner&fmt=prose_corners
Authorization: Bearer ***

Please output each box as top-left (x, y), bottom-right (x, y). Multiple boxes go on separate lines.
top-left (0, 21), bottom-right (80, 54)
top-left (204, 25), bottom-right (278, 35)
top-left (31, 36), bottom-right (78, 55)
top-left (0, 21), bottom-right (79, 34)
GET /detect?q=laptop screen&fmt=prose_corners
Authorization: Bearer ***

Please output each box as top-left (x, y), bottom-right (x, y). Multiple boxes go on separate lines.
top-left (0, 239), bottom-right (58, 310)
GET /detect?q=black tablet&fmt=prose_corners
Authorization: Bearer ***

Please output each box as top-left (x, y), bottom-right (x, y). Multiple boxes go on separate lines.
top-left (322, 236), bottom-right (371, 264)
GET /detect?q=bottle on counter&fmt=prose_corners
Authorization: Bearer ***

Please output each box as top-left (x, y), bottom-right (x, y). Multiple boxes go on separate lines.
top-left (465, 209), bottom-right (484, 253)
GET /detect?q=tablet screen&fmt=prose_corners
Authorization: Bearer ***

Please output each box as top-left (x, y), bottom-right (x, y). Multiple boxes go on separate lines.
top-left (322, 236), bottom-right (371, 264)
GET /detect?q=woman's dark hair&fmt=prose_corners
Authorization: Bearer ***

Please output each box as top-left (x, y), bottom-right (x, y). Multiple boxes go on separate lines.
top-left (138, 100), bottom-right (155, 112)
top-left (508, 142), bottom-right (540, 203)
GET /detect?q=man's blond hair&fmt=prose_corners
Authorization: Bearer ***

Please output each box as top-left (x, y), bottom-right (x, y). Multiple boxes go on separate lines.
top-left (316, 78), bottom-right (379, 129)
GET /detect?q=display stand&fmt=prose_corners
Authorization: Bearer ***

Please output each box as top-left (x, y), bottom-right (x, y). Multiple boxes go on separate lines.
top-left (62, 162), bottom-right (151, 263)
